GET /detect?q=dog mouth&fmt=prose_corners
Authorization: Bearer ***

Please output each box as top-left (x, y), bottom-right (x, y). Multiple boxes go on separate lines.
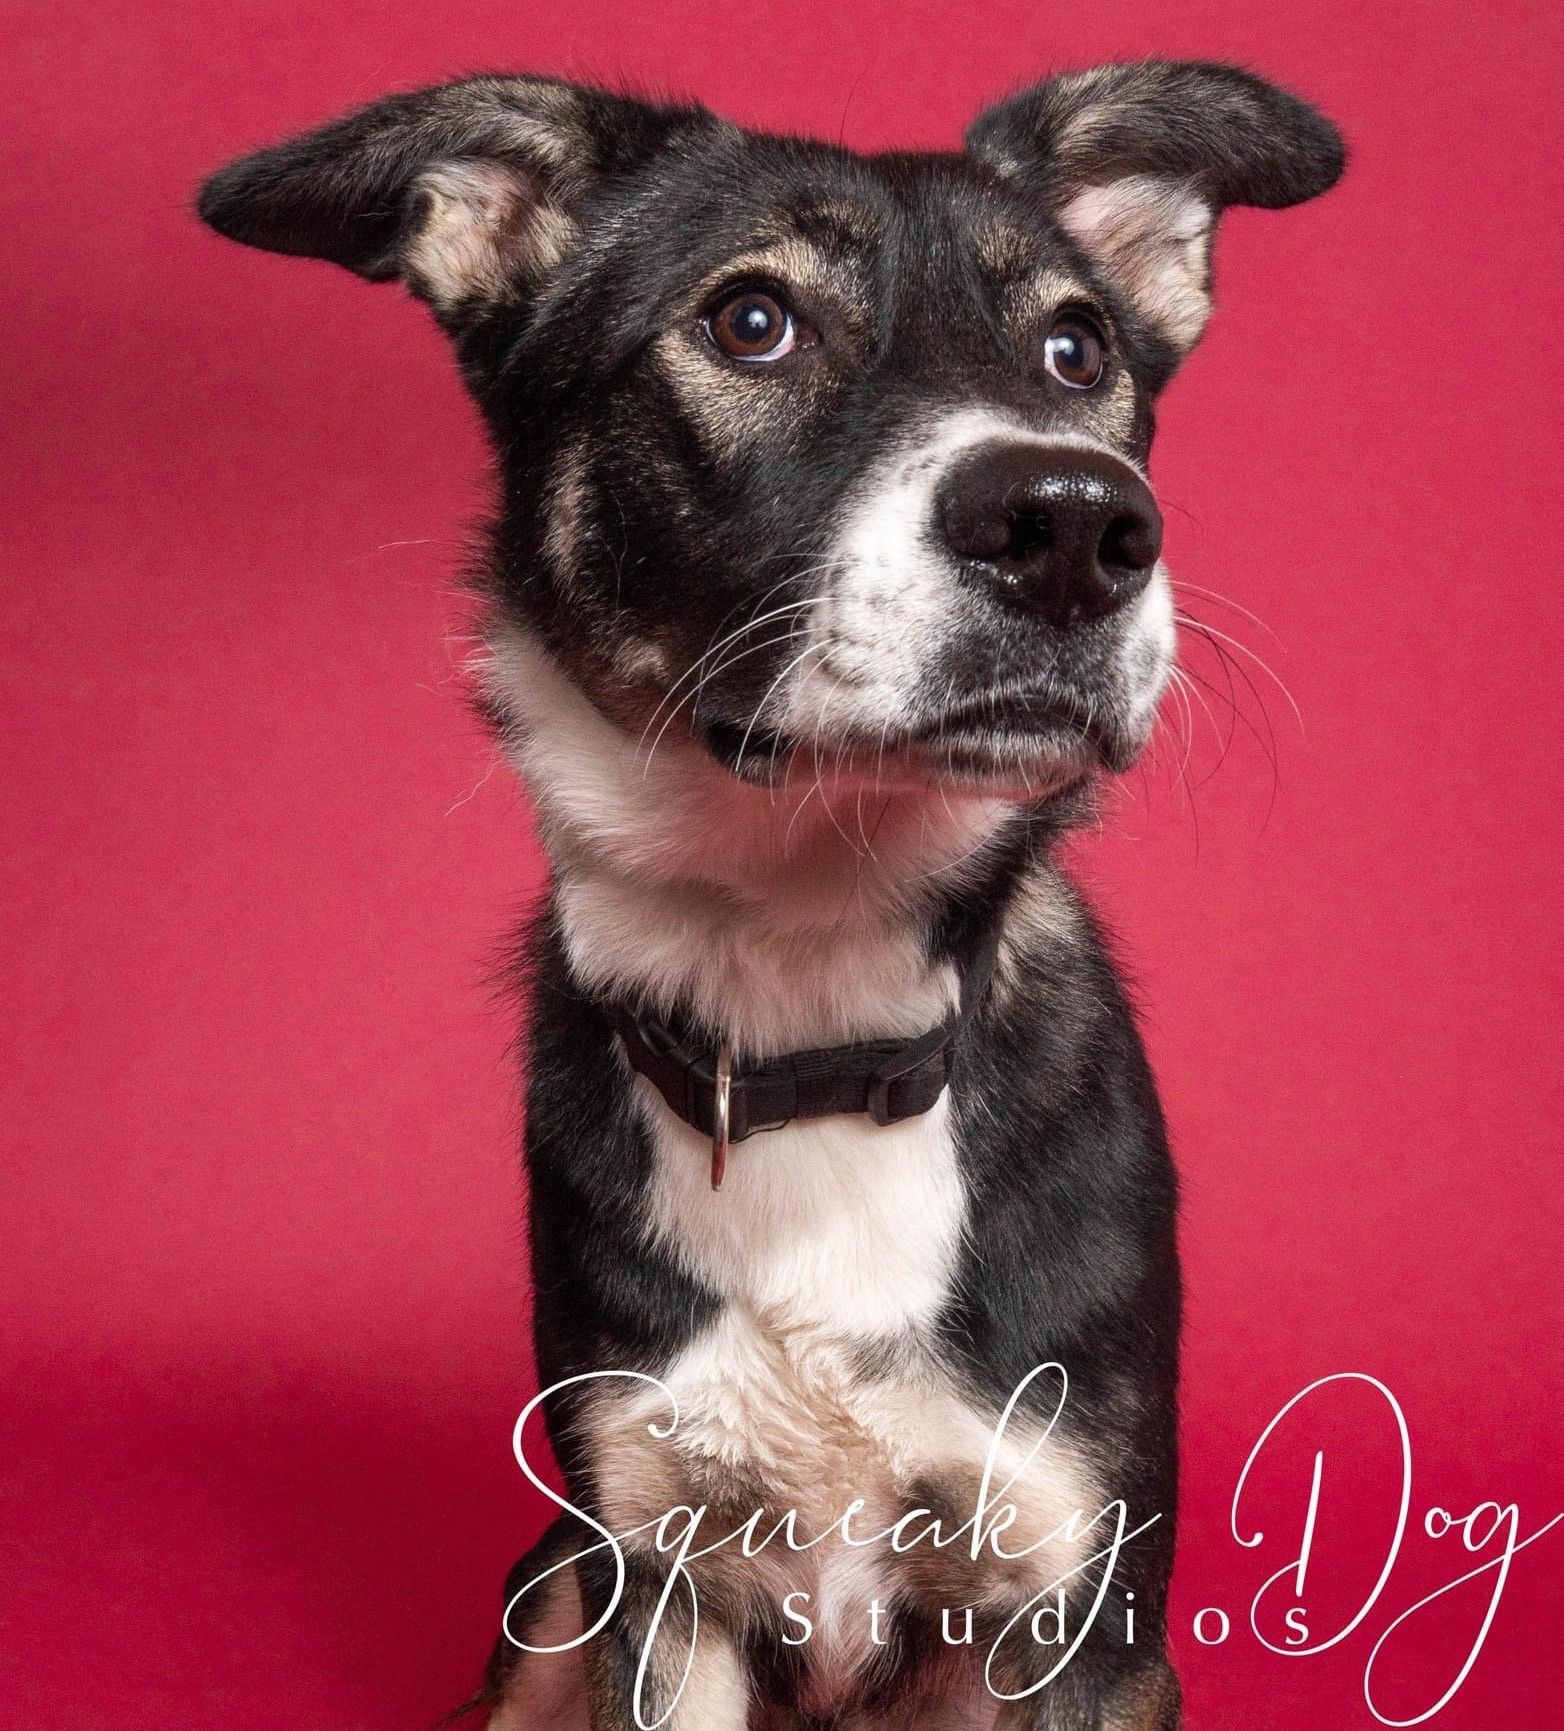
top-left (696, 688), bottom-right (1134, 792)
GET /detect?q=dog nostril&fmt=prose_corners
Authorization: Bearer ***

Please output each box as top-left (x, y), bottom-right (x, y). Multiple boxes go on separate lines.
top-left (944, 499), bottom-right (1053, 569)
top-left (1004, 508), bottom-right (1051, 566)
top-left (1099, 512), bottom-right (1160, 576)
top-left (944, 501), bottom-right (1013, 563)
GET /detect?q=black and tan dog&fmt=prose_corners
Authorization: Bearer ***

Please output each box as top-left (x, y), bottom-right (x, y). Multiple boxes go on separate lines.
top-left (202, 61), bottom-right (1342, 1730)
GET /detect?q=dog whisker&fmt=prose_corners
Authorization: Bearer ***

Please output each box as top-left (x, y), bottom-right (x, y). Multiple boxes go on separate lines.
top-left (638, 626), bottom-right (811, 780)
top-left (637, 606), bottom-right (819, 776)
top-left (637, 595), bottom-right (819, 749)
top-left (1174, 610), bottom-right (1302, 732)
top-left (731, 638), bottom-right (830, 781)
top-left (1170, 579), bottom-right (1283, 647)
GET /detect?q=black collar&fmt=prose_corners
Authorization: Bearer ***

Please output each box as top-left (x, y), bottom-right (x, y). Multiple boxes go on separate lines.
top-left (602, 914), bottom-right (1002, 1187)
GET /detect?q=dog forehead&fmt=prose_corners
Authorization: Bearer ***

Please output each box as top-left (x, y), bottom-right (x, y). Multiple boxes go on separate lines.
top-left (626, 131), bottom-right (1057, 269)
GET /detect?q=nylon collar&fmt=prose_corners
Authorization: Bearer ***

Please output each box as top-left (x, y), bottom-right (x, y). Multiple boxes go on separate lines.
top-left (602, 913), bottom-right (1002, 1189)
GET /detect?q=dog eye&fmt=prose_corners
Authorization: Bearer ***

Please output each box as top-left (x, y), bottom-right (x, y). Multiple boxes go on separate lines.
top-left (706, 290), bottom-right (797, 362)
top-left (1042, 314), bottom-right (1106, 389)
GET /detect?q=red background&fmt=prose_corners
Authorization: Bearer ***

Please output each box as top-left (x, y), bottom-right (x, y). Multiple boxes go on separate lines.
top-left (6, 2), bottom-right (1562, 1725)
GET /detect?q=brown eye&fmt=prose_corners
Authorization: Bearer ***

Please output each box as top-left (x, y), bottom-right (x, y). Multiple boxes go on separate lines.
top-left (706, 290), bottom-right (796, 361)
top-left (1042, 314), bottom-right (1106, 389)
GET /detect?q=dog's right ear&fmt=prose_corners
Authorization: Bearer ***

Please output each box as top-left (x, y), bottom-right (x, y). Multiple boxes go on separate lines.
top-left (198, 76), bottom-right (714, 322)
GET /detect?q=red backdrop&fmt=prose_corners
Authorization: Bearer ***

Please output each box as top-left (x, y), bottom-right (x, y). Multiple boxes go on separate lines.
top-left (6, 2), bottom-right (1561, 1725)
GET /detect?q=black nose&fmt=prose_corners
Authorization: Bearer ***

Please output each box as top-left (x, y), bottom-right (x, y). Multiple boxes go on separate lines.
top-left (937, 443), bottom-right (1163, 627)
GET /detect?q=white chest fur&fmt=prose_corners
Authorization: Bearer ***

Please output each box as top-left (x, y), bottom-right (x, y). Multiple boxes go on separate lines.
top-left (598, 1093), bottom-right (1099, 1705)
top-left (642, 1087), bottom-right (966, 1339)
top-left (634, 1091), bottom-right (972, 1678)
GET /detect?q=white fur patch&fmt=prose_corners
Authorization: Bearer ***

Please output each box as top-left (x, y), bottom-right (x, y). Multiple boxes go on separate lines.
top-left (593, 1284), bottom-right (1105, 1710)
top-left (644, 1090), bottom-right (965, 1336)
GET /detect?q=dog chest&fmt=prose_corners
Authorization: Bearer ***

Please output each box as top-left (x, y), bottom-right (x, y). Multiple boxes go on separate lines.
top-left (579, 1092), bottom-right (1101, 1701)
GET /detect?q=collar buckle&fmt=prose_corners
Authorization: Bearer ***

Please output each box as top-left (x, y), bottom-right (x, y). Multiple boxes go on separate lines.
top-left (601, 907), bottom-right (1000, 1184)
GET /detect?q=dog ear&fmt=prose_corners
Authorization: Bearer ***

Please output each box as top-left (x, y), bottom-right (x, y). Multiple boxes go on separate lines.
top-left (198, 76), bottom-right (714, 320)
top-left (966, 61), bottom-right (1344, 351)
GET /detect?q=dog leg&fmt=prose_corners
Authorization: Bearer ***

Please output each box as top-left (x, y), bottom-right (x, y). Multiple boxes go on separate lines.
top-left (1098, 1661), bottom-right (1181, 1731)
top-left (477, 1520), bottom-right (592, 1731)
top-left (988, 1657), bottom-right (1180, 1731)
top-left (579, 1555), bottom-right (750, 1731)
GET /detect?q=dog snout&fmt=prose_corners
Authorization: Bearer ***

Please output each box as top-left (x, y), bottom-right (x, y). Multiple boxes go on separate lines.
top-left (936, 443), bottom-right (1163, 627)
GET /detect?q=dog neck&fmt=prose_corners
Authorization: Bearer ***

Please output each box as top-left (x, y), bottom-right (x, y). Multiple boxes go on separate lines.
top-left (483, 625), bottom-right (1041, 1057)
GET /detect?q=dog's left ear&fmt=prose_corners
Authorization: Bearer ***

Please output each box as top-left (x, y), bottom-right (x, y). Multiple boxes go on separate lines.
top-left (967, 61), bottom-right (1344, 351)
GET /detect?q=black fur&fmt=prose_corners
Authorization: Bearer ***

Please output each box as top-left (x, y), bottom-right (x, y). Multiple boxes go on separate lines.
top-left (200, 61), bottom-right (1341, 1730)
top-left (966, 59), bottom-right (1345, 210)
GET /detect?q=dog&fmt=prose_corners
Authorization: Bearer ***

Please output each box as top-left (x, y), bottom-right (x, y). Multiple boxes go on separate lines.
top-left (201, 59), bottom-right (1342, 1730)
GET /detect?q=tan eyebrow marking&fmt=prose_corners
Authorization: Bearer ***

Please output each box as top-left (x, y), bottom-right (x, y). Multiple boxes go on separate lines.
top-left (973, 220), bottom-right (1096, 326)
top-left (1004, 268), bottom-right (1097, 327)
top-left (789, 197), bottom-right (885, 251)
top-left (700, 220), bottom-right (877, 286)
top-left (692, 232), bottom-right (876, 336)
top-left (693, 238), bottom-right (840, 299)
top-left (974, 219), bottom-right (1036, 278)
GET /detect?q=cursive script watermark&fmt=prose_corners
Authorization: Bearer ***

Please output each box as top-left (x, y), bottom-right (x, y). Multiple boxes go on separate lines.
top-left (502, 1368), bottom-right (1559, 1727)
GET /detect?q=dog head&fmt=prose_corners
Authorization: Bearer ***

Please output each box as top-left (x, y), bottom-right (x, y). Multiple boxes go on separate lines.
top-left (201, 63), bottom-right (1341, 804)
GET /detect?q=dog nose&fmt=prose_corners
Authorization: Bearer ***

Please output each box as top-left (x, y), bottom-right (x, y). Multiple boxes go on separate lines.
top-left (937, 444), bottom-right (1163, 626)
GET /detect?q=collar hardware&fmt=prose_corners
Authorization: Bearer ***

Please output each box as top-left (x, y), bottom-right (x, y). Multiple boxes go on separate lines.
top-left (710, 1042), bottom-right (733, 1191)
